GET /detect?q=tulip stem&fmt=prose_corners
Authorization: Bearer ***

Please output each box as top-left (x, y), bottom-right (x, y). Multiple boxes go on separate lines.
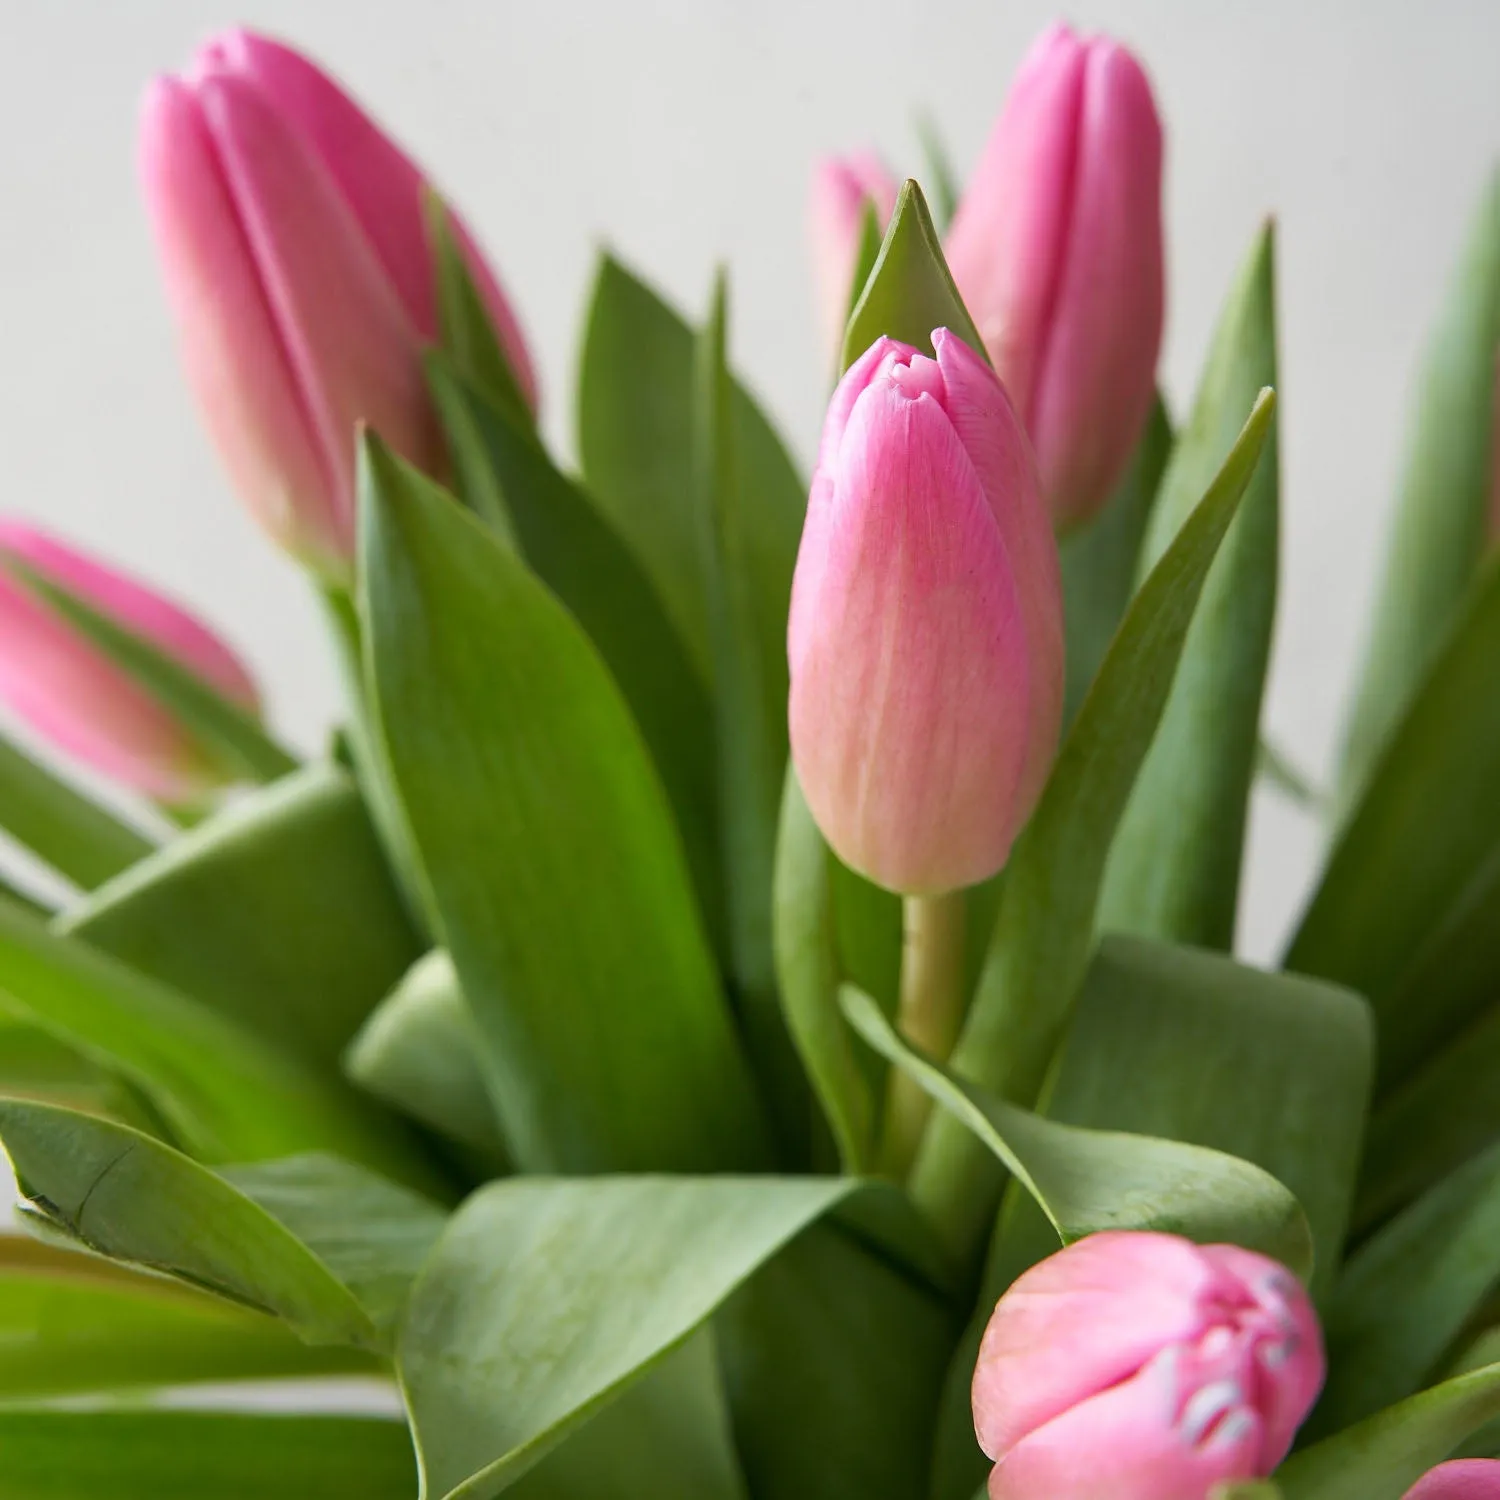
top-left (879, 890), bottom-right (968, 1180)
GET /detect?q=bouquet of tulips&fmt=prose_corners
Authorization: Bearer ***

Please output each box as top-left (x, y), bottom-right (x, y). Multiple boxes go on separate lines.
top-left (1, 18), bottom-right (1498, 1500)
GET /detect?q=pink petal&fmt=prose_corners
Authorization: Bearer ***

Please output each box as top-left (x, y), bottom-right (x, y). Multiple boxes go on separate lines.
top-left (1406, 1462), bottom-right (1500, 1500)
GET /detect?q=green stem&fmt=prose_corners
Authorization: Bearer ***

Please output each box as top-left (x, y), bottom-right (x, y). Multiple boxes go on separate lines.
top-left (878, 890), bottom-right (967, 1179)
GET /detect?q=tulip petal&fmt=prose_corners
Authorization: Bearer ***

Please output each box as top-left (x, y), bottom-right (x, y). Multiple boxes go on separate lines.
top-left (810, 151), bottom-right (901, 364)
top-left (1405, 1460), bottom-right (1500, 1500)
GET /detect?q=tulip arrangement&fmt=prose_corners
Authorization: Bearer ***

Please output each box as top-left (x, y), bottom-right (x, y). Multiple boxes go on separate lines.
top-left (0, 18), bottom-right (1497, 1500)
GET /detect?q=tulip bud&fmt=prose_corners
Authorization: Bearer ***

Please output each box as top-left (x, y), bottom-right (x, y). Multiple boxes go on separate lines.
top-left (1406, 1462), bottom-right (1500, 1500)
top-left (0, 523), bottom-right (261, 803)
top-left (809, 152), bottom-right (900, 363)
top-left (972, 1231), bottom-right (1325, 1500)
top-left (787, 329), bottom-right (1063, 894)
top-left (946, 23), bottom-right (1164, 529)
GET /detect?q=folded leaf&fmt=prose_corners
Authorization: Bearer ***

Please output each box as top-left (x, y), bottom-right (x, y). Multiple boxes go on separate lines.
top-left (909, 390), bottom-right (1278, 1263)
top-left (60, 761), bottom-right (422, 1072)
top-left (0, 725), bottom-right (154, 889)
top-left (1335, 170), bottom-right (1500, 817)
top-left (0, 1410), bottom-right (416, 1500)
top-left (1099, 224), bottom-right (1279, 948)
top-left (398, 1175), bottom-right (857, 1499)
top-left (359, 436), bottom-right (767, 1173)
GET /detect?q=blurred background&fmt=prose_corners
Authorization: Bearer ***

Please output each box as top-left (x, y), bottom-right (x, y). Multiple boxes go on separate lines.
top-left (0, 0), bottom-right (1495, 961)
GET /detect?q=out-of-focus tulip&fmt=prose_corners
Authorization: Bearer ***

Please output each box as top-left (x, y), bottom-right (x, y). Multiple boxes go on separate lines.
top-left (139, 30), bottom-right (535, 583)
top-left (946, 23), bottom-right (1164, 530)
top-left (809, 151), bottom-right (900, 363)
top-left (1406, 1462), bottom-right (1500, 1500)
top-left (0, 523), bottom-right (261, 803)
top-left (972, 1231), bottom-right (1325, 1500)
top-left (787, 329), bottom-right (1063, 894)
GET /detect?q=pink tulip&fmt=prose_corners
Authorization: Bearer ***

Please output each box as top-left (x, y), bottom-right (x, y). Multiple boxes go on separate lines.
top-left (0, 523), bottom-right (261, 802)
top-left (972, 1231), bottom-right (1325, 1500)
top-left (140, 30), bottom-right (535, 583)
top-left (946, 23), bottom-right (1164, 529)
top-left (1406, 1462), bottom-right (1500, 1499)
top-left (788, 329), bottom-right (1063, 894)
top-left (809, 151), bottom-right (900, 363)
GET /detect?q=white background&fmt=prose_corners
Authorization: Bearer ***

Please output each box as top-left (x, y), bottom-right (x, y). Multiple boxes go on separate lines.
top-left (1, 0), bottom-right (1497, 960)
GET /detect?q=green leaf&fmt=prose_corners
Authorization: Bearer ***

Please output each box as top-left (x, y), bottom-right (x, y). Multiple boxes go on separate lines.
top-left (717, 1221), bottom-right (956, 1500)
top-left (59, 761), bottom-right (423, 1072)
top-left (1335, 170), bottom-right (1500, 817)
top-left (427, 192), bottom-right (532, 428)
top-left (1287, 555), bottom-right (1500, 1051)
top-left (1358, 999), bottom-right (1500, 1231)
top-left (1099, 223), bottom-right (1280, 949)
top-left (577, 256), bottom-right (805, 694)
top-left (909, 390), bottom-right (1279, 1262)
top-left (0, 1102), bottom-right (379, 1348)
top-left (359, 435), bottom-right (767, 1172)
top-left (842, 179), bottom-right (987, 368)
top-left (0, 1011), bottom-right (161, 1131)
top-left (1059, 397), bottom-right (1173, 730)
top-left (345, 950), bottom-right (510, 1165)
top-left (0, 1411), bottom-right (416, 1500)
top-left (397, 1175), bottom-right (857, 1499)
top-left (0, 726), bottom-right (153, 889)
top-left (1278, 1362), bottom-right (1500, 1500)
top-left (425, 353), bottom-right (726, 966)
top-left (915, 115), bottom-right (961, 231)
top-left (695, 273), bottom-right (808, 1160)
top-left (1312, 1140), bottom-right (1500, 1437)
top-left (1258, 736), bottom-right (1325, 810)
top-left (843, 987), bottom-right (1313, 1275)
top-left (842, 200), bottom-right (886, 341)
top-left (1216, 1487), bottom-right (1283, 1500)
top-left (0, 898), bottom-right (430, 1180)
top-left (0, 1237), bottom-right (372, 1396)
top-left (4, 559), bottom-right (297, 787)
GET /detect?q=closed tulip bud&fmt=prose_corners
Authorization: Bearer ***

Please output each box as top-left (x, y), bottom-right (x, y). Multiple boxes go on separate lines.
top-left (1406, 1462), bottom-right (1500, 1500)
top-left (788, 330), bottom-right (1063, 894)
top-left (947, 23), bottom-right (1164, 529)
top-left (972, 1231), bottom-right (1325, 1500)
top-left (809, 151), bottom-right (900, 363)
top-left (0, 524), bottom-right (262, 803)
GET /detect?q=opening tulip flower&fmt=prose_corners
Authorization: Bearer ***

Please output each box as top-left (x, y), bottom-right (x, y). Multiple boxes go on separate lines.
top-left (809, 151), bottom-right (900, 363)
top-left (947, 22), bottom-right (1164, 529)
top-left (1406, 1462), bottom-right (1500, 1500)
top-left (139, 28), bottom-right (535, 584)
top-left (788, 328), bottom-right (1063, 895)
top-left (0, 523), bottom-right (261, 804)
top-left (972, 1231), bottom-right (1325, 1500)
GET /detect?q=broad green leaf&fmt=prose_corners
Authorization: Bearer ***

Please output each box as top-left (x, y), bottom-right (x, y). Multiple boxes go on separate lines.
top-left (1359, 1001), bottom-right (1500, 1230)
top-left (1312, 1140), bottom-right (1500, 1437)
top-left (0, 1410), bottom-right (416, 1500)
top-left (842, 179), bottom-right (987, 367)
top-left (0, 898), bottom-right (431, 1180)
top-left (0, 1237), bottom-right (372, 1396)
top-left (427, 193), bottom-right (532, 428)
top-left (1059, 397), bottom-right (1173, 729)
top-left (718, 1220), bottom-right (955, 1500)
top-left (1099, 226), bottom-right (1280, 948)
top-left (577, 255), bottom-right (806, 690)
top-left (4, 559), bottom-right (297, 787)
top-left (220, 1153), bottom-right (447, 1335)
top-left (1287, 556), bottom-right (1500, 1031)
top-left (0, 1011), bottom-right (160, 1131)
top-left (1278, 1362), bottom-right (1500, 1500)
top-left (1336, 170), bottom-right (1500, 817)
top-left (909, 391), bottom-right (1278, 1262)
top-left (696, 274), bottom-right (808, 1160)
top-left (359, 436), bottom-right (767, 1173)
top-left (1031, 935), bottom-right (1369, 1299)
top-left (60, 762), bottom-right (423, 1072)
top-left (844, 987), bottom-right (1313, 1275)
top-left (1216, 1487), bottom-right (1283, 1500)
top-left (345, 950), bottom-right (510, 1165)
top-left (425, 354), bottom-right (726, 967)
top-left (0, 1102), bottom-right (378, 1348)
top-left (915, 116), bottom-right (961, 231)
top-left (0, 726), bottom-right (153, 888)
top-left (398, 1174), bottom-right (857, 1499)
